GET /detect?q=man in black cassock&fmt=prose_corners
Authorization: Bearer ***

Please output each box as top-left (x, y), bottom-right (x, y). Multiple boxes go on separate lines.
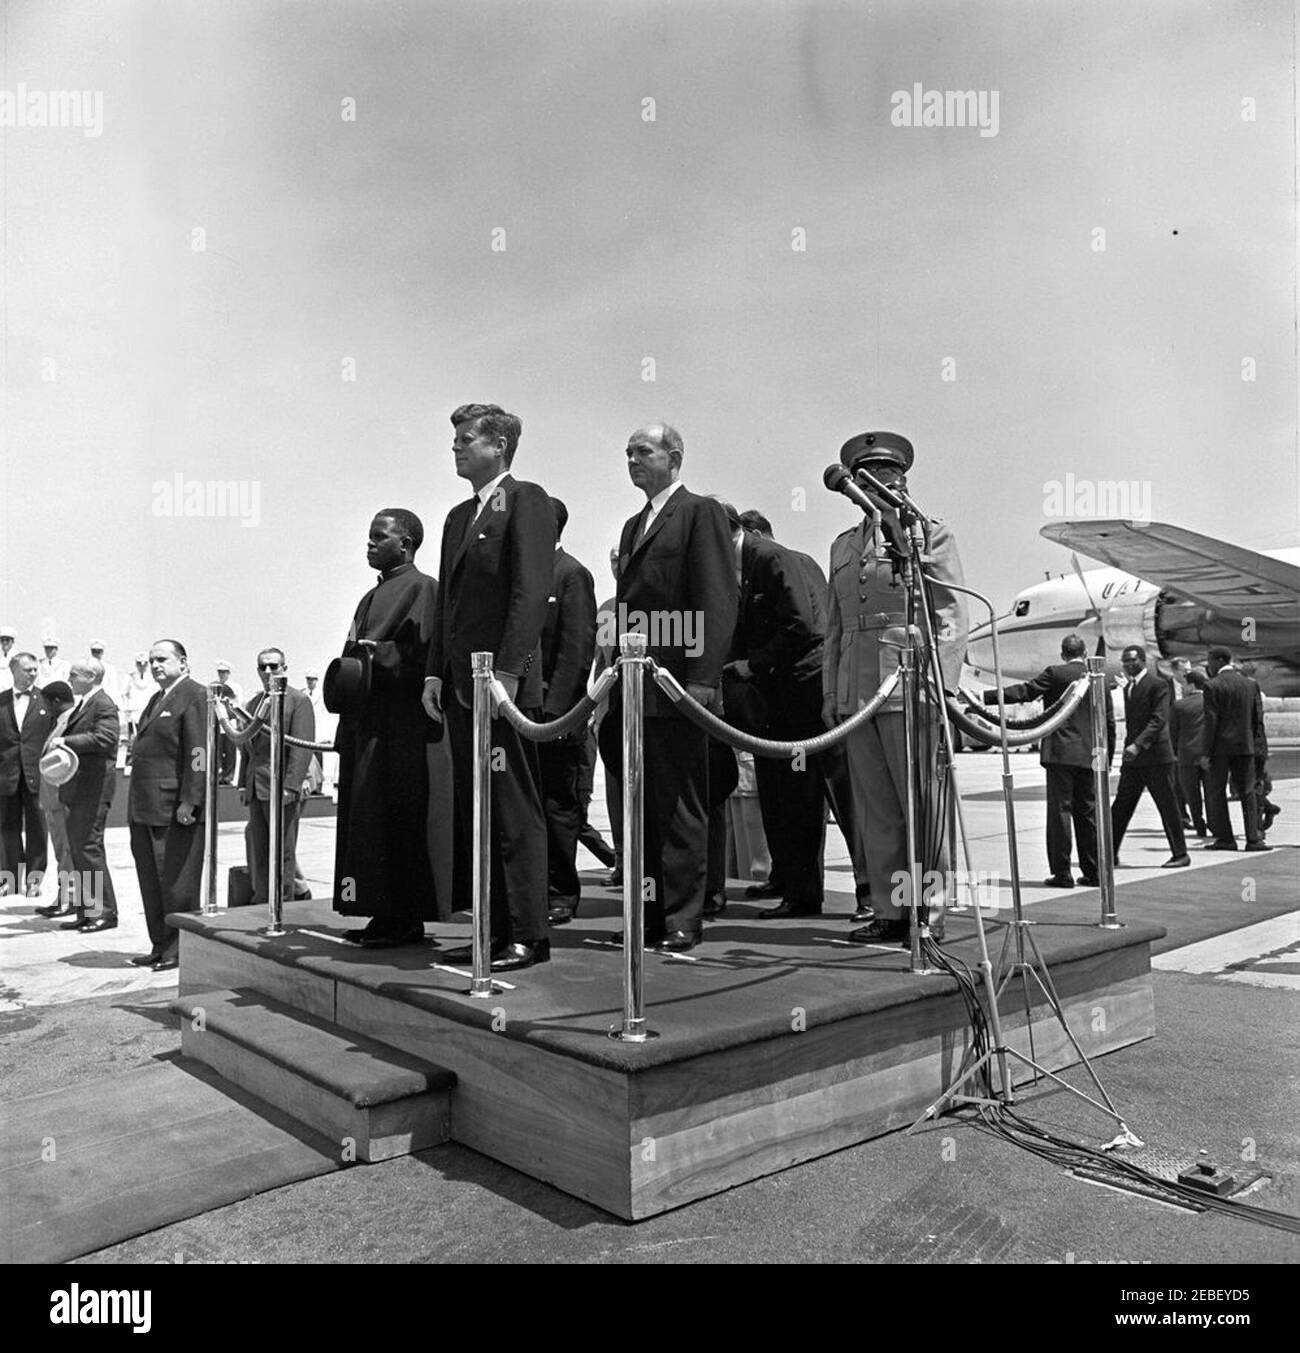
top-left (334, 509), bottom-right (443, 946)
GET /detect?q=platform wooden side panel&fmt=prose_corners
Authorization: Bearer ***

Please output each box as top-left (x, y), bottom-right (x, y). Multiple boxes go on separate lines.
top-left (179, 932), bottom-right (336, 1022)
top-left (335, 986), bottom-right (634, 1218)
top-left (628, 963), bottom-right (1154, 1218)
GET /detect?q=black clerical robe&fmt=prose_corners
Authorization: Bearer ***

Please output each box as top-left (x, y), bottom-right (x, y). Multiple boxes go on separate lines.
top-left (334, 563), bottom-right (450, 920)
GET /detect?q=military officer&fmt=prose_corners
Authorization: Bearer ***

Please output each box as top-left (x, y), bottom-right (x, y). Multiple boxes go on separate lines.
top-left (822, 432), bottom-right (968, 945)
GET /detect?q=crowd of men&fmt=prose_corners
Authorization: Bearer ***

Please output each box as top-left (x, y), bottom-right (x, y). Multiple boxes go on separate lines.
top-left (977, 638), bottom-right (1278, 888)
top-left (0, 406), bottom-right (1283, 978)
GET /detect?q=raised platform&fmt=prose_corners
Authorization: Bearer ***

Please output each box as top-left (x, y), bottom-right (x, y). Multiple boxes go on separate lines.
top-left (172, 900), bottom-right (1163, 1220)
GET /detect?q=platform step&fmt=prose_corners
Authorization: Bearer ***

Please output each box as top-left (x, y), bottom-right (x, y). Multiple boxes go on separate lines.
top-left (170, 988), bottom-right (455, 1163)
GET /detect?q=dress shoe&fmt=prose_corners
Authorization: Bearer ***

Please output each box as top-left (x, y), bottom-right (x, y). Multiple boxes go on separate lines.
top-left (744, 881), bottom-right (781, 899)
top-left (1204, 840), bottom-right (1238, 851)
top-left (548, 903), bottom-right (578, 925)
top-left (80, 918), bottom-right (119, 933)
top-left (129, 953), bottom-right (163, 967)
top-left (604, 867), bottom-right (623, 888)
top-left (60, 917), bottom-right (91, 930)
top-left (491, 940), bottom-right (550, 972)
top-left (359, 921), bottom-right (426, 948)
top-left (1195, 828), bottom-right (1208, 839)
top-left (757, 901), bottom-right (823, 919)
top-left (152, 957), bottom-right (179, 972)
top-left (1077, 875), bottom-right (1100, 887)
top-left (849, 918), bottom-right (908, 944)
top-left (34, 903), bottom-right (75, 918)
top-left (609, 930), bottom-right (666, 949)
top-left (443, 941), bottom-right (506, 965)
top-left (1161, 854), bottom-right (1191, 868)
top-left (851, 904), bottom-right (876, 923)
top-left (702, 892), bottom-right (727, 918)
top-left (1042, 875), bottom-right (1075, 888)
top-left (1244, 841), bottom-right (1271, 853)
top-left (654, 930), bottom-right (700, 953)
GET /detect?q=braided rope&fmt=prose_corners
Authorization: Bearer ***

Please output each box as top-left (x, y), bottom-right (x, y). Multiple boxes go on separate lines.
top-left (487, 664), bottom-right (619, 743)
top-left (215, 700), bottom-right (334, 752)
top-left (946, 677), bottom-right (1091, 748)
top-left (647, 663), bottom-right (901, 758)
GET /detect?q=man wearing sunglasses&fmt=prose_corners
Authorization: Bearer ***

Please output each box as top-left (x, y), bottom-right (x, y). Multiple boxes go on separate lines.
top-left (239, 649), bottom-right (316, 908)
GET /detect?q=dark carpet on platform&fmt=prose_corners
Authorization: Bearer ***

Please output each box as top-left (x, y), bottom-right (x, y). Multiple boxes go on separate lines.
top-left (1, 1060), bottom-right (341, 1264)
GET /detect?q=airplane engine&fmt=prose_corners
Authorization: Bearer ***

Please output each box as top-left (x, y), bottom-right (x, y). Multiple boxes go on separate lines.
top-left (1100, 593), bottom-right (1161, 658)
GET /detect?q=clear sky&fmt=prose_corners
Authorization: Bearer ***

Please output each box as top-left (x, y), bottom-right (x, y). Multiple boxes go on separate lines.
top-left (2, 0), bottom-right (1295, 692)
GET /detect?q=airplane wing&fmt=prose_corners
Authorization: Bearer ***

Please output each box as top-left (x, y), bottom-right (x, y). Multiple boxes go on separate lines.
top-left (1040, 520), bottom-right (1300, 621)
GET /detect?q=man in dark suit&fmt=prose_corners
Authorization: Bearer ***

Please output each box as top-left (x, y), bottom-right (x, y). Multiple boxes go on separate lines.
top-left (1110, 645), bottom-right (1189, 868)
top-left (423, 403), bottom-right (555, 972)
top-left (982, 634), bottom-right (1114, 887)
top-left (240, 648), bottom-right (316, 908)
top-left (740, 509), bottom-right (872, 918)
top-left (127, 640), bottom-right (207, 971)
top-left (1170, 666), bottom-right (1210, 838)
top-left (51, 659), bottom-right (121, 931)
top-left (539, 498), bottom-right (598, 925)
top-left (1200, 645), bottom-right (1269, 852)
top-left (598, 424), bottom-right (737, 952)
top-left (723, 504), bottom-right (830, 917)
top-left (0, 652), bottom-right (55, 897)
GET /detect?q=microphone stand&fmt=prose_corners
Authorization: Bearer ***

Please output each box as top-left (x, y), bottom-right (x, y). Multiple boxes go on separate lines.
top-left (851, 470), bottom-right (1138, 1141)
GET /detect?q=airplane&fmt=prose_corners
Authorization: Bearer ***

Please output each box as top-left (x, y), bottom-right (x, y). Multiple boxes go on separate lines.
top-left (966, 520), bottom-right (1300, 698)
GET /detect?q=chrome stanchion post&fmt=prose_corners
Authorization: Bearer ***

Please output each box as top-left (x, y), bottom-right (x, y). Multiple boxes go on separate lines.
top-left (899, 645), bottom-right (932, 975)
top-left (203, 683), bottom-right (221, 917)
top-left (612, 632), bottom-right (650, 1042)
top-left (468, 652), bottom-right (498, 998)
top-left (1089, 656), bottom-right (1121, 930)
top-left (264, 674), bottom-right (287, 937)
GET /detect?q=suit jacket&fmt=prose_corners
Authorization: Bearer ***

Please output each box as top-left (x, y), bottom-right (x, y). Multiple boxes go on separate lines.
top-left (733, 535), bottom-right (823, 690)
top-left (58, 688), bottom-right (120, 806)
top-left (1121, 671), bottom-right (1175, 766)
top-left (127, 676), bottom-right (207, 825)
top-left (541, 548), bottom-right (597, 717)
top-left (984, 659), bottom-right (1114, 768)
top-left (0, 688), bottom-right (57, 795)
top-left (239, 686), bottom-right (316, 801)
top-left (1169, 690), bottom-right (1207, 764)
top-left (1203, 667), bottom-right (1267, 759)
top-left (614, 486), bottom-right (737, 718)
top-left (429, 474), bottom-right (555, 708)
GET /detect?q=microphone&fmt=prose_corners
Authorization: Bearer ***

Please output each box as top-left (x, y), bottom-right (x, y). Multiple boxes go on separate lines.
top-left (823, 463), bottom-right (879, 516)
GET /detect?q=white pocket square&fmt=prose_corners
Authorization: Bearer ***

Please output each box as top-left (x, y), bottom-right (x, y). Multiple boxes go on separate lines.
top-left (160, 710), bottom-right (174, 718)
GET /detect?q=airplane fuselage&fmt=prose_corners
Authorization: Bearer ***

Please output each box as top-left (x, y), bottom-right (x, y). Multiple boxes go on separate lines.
top-left (968, 552), bottom-right (1300, 697)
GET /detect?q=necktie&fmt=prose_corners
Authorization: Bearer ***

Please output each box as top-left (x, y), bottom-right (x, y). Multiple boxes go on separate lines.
top-left (634, 503), bottom-right (652, 545)
top-left (460, 495), bottom-right (483, 547)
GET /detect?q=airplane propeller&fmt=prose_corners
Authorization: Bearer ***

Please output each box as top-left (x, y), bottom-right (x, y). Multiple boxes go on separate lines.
top-left (1071, 551), bottom-right (1107, 656)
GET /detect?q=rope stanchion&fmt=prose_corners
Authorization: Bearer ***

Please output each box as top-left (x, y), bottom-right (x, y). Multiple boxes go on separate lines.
top-left (648, 664), bottom-right (901, 757)
top-left (488, 665), bottom-right (618, 742)
top-left (612, 633), bottom-right (649, 1042)
top-left (468, 652), bottom-right (501, 999)
top-left (944, 677), bottom-right (1090, 749)
top-left (264, 674), bottom-right (287, 937)
top-left (1089, 656), bottom-right (1120, 930)
top-left (203, 683), bottom-right (221, 917)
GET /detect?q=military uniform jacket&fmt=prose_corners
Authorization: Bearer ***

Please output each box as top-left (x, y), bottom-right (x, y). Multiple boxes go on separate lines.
top-left (823, 515), bottom-right (968, 716)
